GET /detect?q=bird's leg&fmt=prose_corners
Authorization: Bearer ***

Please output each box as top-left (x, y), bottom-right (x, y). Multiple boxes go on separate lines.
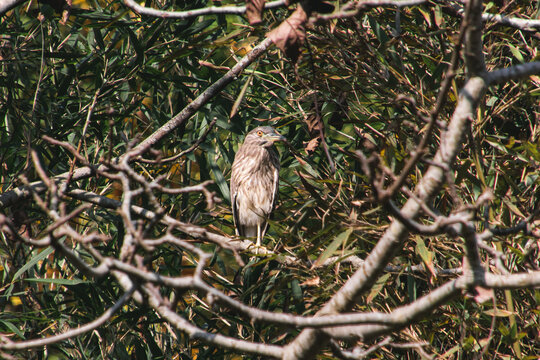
top-left (256, 223), bottom-right (261, 247)
top-left (255, 223), bottom-right (261, 255)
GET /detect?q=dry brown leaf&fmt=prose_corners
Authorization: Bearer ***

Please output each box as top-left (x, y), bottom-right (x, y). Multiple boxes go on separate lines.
top-left (304, 113), bottom-right (319, 135)
top-left (472, 286), bottom-right (494, 303)
top-left (246, 0), bottom-right (265, 25)
top-left (305, 137), bottom-right (320, 154)
top-left (267, 5), bottom-right (308, 61)
top-left (301, 276), bottom-right (320, 286)
top-left (60, 0), bottom-right (72, 25)
top-left (198, 60), bottom-right (230, 72)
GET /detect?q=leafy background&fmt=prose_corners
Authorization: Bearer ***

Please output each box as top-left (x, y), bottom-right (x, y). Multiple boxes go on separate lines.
top-left (0, 0), bottom-right (539, 358)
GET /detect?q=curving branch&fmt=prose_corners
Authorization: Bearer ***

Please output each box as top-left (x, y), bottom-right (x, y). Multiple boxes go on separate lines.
top-left (480, 11), bottom-right (540, 31)
top-left (141, 283), bottom-right (285, 358)
top-left (282, 0), bottom-right (489, 352)
top-left (450, 0), bottom-right (540, 32)
top-left (0, 287), bottom-right (135, 350)
top-left (123, 0), bottom-right (288, 19)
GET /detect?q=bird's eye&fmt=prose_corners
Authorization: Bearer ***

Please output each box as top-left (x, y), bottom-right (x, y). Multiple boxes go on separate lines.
top-left (256, 130), bottom-right (263, 137)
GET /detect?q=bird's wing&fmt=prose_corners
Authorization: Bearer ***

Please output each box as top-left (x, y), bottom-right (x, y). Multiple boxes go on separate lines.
top-left (270, 164), bottom-right (280, 212)
top-left (230, 178), bottom-right (241, 236)
top-left (261, 162), bottom-right (280, 237)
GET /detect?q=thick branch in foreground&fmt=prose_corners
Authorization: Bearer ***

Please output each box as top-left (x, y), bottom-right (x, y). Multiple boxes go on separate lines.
top-left (322, 278), bottom-right (463, 341)
top-left (0, 0), bottom-right (25, 15)
top-left (282, 75), bottom-right (487, 359)
top-left (486, 61), bottom-right (540, 85)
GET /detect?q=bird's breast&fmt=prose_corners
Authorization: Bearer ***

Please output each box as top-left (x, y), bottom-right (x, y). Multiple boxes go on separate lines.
top-left (231, 146), bottom-right (279, 225)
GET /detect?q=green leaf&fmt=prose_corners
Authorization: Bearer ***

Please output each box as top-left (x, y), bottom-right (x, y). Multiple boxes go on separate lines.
top-left (502, 198), bottom-right (526, 218)
top-left (366, 273), bottom-right (391, 303)
top-left (0, 320), bottom-right (25, 339)
top-left (415, 236), bottom-right (435, 276)
top-left (230, 71), bottom-right (253, 119)
top-left (507, 44), bottom-right (524, 62)
top-left (12, 247), bottom-right (54, 282)
top-left (291, 279), bottom-right (302, 300)
top-left (314, 228), bottom-right (352, 267)
top-left (484, 308), bottom-right (515, 317)
top-left (24, 278), bottom-right (88, 285)
top-left (209, 153), bottom-right (230, 202)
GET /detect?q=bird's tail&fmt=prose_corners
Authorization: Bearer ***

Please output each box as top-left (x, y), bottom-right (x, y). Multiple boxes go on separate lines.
top-left (239, 225), bottom-right (258, 238)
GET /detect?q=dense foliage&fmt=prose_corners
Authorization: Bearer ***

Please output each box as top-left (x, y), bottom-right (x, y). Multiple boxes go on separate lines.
top-left (0, 0), bottom-right (539, 358)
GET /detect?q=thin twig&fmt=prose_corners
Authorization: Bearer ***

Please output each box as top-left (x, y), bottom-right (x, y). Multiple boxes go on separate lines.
top-left (0, 287), bottom-right (135, 350)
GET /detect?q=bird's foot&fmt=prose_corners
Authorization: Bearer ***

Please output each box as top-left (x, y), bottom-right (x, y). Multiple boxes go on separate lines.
top-left (248, 243), bottom-right (266, 256)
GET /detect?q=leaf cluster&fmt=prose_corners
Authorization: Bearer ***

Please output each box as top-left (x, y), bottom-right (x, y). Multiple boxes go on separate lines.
top-left (0, 0), bottom-right (539, 359)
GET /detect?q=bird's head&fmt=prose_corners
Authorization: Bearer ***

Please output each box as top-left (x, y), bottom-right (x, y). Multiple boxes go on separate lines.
top-left (244, 126), bottom-right (286, 147)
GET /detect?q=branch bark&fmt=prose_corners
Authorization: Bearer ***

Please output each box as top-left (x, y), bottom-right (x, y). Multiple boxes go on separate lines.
top-left (123, 0), bottom-right (288, 19)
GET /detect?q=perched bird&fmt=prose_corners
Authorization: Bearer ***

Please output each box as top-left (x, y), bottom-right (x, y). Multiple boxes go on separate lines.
top-left (230, 126), bottom-right (285, 248)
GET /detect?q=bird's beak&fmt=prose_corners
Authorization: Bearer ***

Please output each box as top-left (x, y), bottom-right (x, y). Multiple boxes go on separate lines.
top-left (264, 133), bottom-right (286, 143)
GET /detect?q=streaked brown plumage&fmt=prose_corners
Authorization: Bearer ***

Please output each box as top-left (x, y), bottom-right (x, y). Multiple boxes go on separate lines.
top-left (230, 126), bottom-right (285, 247)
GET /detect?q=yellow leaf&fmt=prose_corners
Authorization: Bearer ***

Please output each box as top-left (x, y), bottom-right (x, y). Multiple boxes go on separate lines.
top-left (484, 308), bottom-right (515, 317)
top-left (10, 296), bottom-right (22, 306)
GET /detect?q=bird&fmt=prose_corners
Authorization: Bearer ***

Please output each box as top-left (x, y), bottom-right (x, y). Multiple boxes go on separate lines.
top-left (230, 126), bottom-right (285, 249)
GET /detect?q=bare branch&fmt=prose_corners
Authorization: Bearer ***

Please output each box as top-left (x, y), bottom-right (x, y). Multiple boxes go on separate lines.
top-left (141, 284), bottom-right (285, 358)
top-left (486, 61), bottom-right (540, 85)
top-left (321, 278), bottom-right (463, 341)
top-left (312, 0), bottom-right (428, 22)
top-left (282, 74), bottom-right (488, 360)
top-left (480, 11), bottom-right (540, 31)
top-left (0, 286), bottom-right (135, 350)
top-left (463, 0), bottom-right (486, 77)
top-left (483, 271), bottom-right (540, 289)
top-left (122, 0), bottom-right (288, 19)
top-left (155, 180), bottom-right (219, 210)
top-left (450, 0), bottom-right (540, 32)
top-left (64, 188), bottom-right (245, 265)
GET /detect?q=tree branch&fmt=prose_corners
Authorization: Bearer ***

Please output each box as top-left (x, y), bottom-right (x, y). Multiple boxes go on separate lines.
top-left (0, 287), bottom-right (135, 350)
top-left (486, 61), bottom-right (540, 85)
top-left (141, 283), bottom-right (285, 358)
top-left (282, 74), bottom-right (488, 359)
top-left (123, 0), bottom-right (288, 19)
top-left (0, 37), bottom-right (273, 210)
